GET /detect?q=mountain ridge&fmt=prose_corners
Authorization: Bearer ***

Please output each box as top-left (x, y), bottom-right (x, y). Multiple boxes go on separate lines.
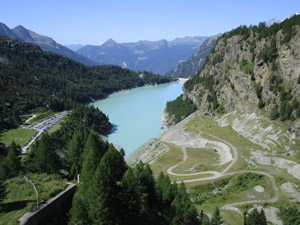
top-left (166, 34), bottom-right (221, 78)
top-left (77, 36), bottom-right (208, 74)
top-left (0, 22), bottom-right (97, 66)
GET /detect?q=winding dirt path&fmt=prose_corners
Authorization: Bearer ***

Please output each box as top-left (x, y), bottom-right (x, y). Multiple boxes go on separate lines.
top-left (167, 131), bottom-right (238, 181)
top-left (165, 129), bottom-right (279, 209)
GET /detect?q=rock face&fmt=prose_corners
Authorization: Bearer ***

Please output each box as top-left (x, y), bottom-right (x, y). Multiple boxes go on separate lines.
top-left (77, 36), bottom-right (208, 75)
top-left (166, 34), bottom-right (220, 78)
top-left (0, 22), bottom-right (97, 66)
top-left (161, 107), bottom-right (174, 129)
top-left (182, 15), bottom-right (300, 139)
top-left (288, 121), bottom-right (300, 140)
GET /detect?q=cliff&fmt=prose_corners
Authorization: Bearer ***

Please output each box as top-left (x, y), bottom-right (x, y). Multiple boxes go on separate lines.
top-left (182, 15), bottom-right (300, 125)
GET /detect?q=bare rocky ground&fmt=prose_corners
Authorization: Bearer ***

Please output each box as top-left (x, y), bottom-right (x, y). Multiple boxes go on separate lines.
top-left (126, 110), bottom-right (300, 224)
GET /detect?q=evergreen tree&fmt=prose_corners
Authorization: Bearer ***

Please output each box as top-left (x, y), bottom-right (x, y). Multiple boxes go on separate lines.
top-left (270, 105), bottom-right (279, 120)
top-left (88, 145), bottom-right (127, 224)
top-left (80, 131), bottom-right (107, 185)
top-left (246, 208), bottom-right (267, 225)
top-left (67, 130), bottom-right (84, 179)
top-left (69, 131), bottom-right (108, 225)
top-left (201, 214), bottom-right (211, 225)
top-left (6, 141), bottom-right (20, 177)
top-left (285, 103), bottom-right (293, 120)
top-left (170, 183), bottom-right (200, 225)
top-left (258, 209), bottom-right (267, 225)
top-left (0, 156), bottom-right (9, 180)
top-left (211, 207), bottom-right (223, 225)
top-left (0, 178), bottom-right (6, 204)
top-left (292, 98), bottom-right (299, 109)
top-left (296, 105), bottom-right (300, 118)
top-left (32, 133), bottom-right (60, 174)
top-left (120, 167), bottom-right (141, 224)
top-left (258, 98), bottom-right (265, 109)
top-left (280, 101), bottom-right (287, 121)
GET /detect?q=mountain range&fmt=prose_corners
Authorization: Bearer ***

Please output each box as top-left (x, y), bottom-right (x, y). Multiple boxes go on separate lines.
top-left (76, 36), bottom-right (208, 74)
top-left (167, 34), bottom-right (220, 78)
top-left (0, 22), bottom-right (97, 66)
top-left (0, 22), bottom-right (211, 75)
top-left (64, 44), bottom-right (85, 51)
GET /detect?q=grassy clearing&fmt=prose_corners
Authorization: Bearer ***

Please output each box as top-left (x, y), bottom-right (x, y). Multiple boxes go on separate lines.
top-left (0, 174), bottom-right (67, 225)
top-left (0, 128), bottom-right (36, 147)
top-left (189, 173), bottom-right (274, 213)
top-left (220, 210), bottom-right (243, 225)
top-left (150, 144), bottom-right (183, 179)
top-left (185, 112), bottom-right (266, 172)
top-left (173, 147), bottom-right (225, 174)
top-left (28, 110), bottom-right (56, 125)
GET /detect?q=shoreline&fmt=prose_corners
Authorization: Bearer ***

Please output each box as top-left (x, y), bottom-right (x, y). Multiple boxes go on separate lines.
top-left (88, 79), bottom-right (178, 105)
top-left (178, 77), bottom-right (188, 84)
top-left (161, 107), bottom-right (174, 129)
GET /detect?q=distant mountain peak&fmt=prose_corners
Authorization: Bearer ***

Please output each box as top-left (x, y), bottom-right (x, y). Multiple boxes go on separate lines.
top-left (102, 39), bottom-right (118, 47)
top-left (77, 36), bottom-right (208, 74)
top-left (0, 21), bottom-right (97, 66)
top-left (14, 25), bottom-right (26, 30)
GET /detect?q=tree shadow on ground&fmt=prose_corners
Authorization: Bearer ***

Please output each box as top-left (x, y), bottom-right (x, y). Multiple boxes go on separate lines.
top-left (0, 200), bottom-right (35, 213)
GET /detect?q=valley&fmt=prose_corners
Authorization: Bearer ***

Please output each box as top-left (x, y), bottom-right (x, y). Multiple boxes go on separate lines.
top-left (1, 3), bottom-right (300, 224)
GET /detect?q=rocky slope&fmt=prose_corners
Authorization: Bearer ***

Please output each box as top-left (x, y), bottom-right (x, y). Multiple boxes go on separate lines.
top-left (180, 15), bottom-right (300, 136)
top-left (166, 34), bottom-right (220, 78)
top-left (77, 36), bottom-right (207, 74)
top-left (0, 22), bottom-right (97, 66)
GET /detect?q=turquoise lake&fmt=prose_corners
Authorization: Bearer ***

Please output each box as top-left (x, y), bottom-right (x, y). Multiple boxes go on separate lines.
top-left (93, 82), bottom-right (183, 155)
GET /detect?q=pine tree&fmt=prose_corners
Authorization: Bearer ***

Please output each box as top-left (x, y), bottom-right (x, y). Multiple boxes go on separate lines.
top-left (69, 131), bottom-right (108, 225)
top-left (296, 105), bottom-right (300, 118)
top-left (32, 133), bottom-right (60, 174)
top-left (280, 101), bottom-right (287, 121)
top-left (6, 141), bottom-right (20, 177)
top-left (246, 208), bottom-right (267, 225)
top-left (67, 130), bottom-right (84, 179)
top-left (285, 103), bottom-right (293, 120)
top-left (211, 207), bottom-right (223, 225)
top-left (292, 98), bottom-right (299, 109)
top-left (258, 209), bottom-right (267, 225)
top-left (270, 105), bottom-right (279, 120)
top-left (80, 131), bottom-right (107, 185)
top-left (119, 167), bottom-right (141, 224)
top-left (0, 156), bottom-right (9, 180)
top-left (258, 98), bottom-right (265, 109)
top-left (88, 145), bottom-right (127, 224)
top-left (0, 178), bottom-right (6, 204)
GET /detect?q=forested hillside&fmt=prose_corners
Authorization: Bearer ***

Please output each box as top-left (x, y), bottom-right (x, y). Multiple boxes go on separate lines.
top-left (167, 14), bottom-right (300, 130)
top-left (0, 36), bottom-right (173, 130)
top-left (0, 22), bottom-right (97, 66)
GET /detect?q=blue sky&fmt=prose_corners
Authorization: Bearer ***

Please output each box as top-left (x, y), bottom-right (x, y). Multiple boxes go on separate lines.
top-left (1, 0), bottom-right (299, 45)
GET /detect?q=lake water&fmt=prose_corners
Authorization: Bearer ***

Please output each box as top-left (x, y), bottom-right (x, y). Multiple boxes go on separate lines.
top-left (93, 82), bottom-right (183, 155)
